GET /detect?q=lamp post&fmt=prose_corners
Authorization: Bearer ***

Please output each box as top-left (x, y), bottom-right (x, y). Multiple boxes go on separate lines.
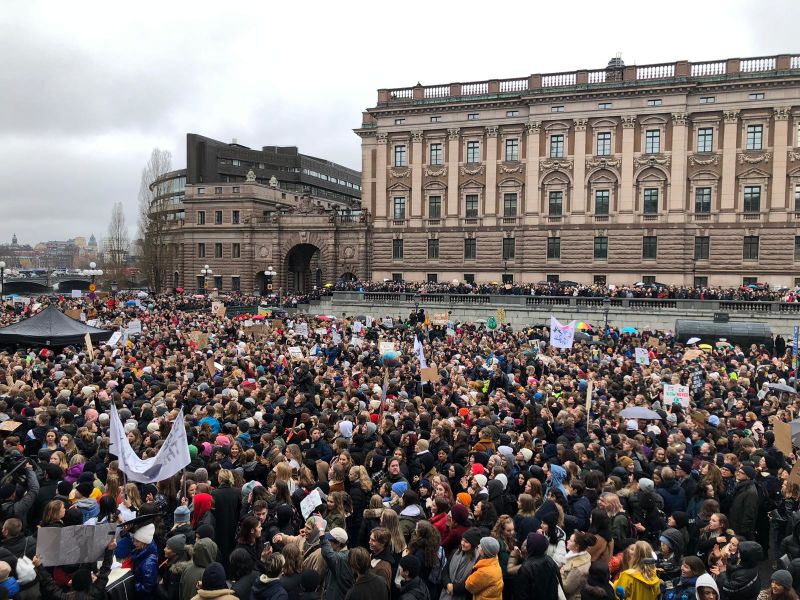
top-left (83, 261), bottom-right (103, 296)
top-left (0, 261), bottom-right (5, 302)
top-left (200, 264), bottom-right (213, 293)
top-left (111, 280), bottom-right (118, 301)
top-left (264, 266), bottom-right (277, 299)
top-left (602, 296), bottom-right (611, 335)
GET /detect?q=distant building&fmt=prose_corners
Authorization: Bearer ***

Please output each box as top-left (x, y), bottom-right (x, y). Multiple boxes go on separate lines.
top-left (0, 234), bottom-right (36, 269)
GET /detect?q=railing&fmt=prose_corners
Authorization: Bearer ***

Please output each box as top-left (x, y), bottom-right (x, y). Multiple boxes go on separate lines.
top-left (389, 88), bottom-right (414, 99)
top-left (424, 85), bottom-right (450, 98)
top-left (461, 82), bottom-right (488, 95)
top-left (588, 70), bottom-right (606, 83)
top-left (636, 64), bottom-right (675, 79)
top-left (691, 61), bottom-right (727, 76)
top-left (741, 57), bottom-right (776, 72)
top-left (719, 301), bottom-right (772, 312)
top-left (500, 78), bottom-right (528, 92)
top-left (542, 72), bottom-right (577, 87)
top-left (449, 295), bottom-right (490, 304)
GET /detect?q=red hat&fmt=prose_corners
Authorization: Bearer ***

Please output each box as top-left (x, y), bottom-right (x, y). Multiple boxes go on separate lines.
top-left (471, 463), bottom-right (485, 476)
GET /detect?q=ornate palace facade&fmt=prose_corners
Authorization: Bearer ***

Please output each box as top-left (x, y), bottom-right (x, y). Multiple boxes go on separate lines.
top-left (355, 54), bottom-right (800, 287)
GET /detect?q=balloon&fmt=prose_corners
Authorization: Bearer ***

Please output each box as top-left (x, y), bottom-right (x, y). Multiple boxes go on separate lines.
top-left (382, 350), bottom-right (401, 368)
top-left (487, 316), bottom-right (497, 330)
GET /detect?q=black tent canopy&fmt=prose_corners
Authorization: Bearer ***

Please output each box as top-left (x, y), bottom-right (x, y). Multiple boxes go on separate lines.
top-left (0, 305), bottom-right (112, 347)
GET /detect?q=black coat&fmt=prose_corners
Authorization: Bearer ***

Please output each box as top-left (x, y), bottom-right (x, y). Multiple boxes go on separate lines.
top-left (717, 541), bottom-right (762, 600)
top-left (399, 577), bottom-right (430, 600)
top-left (212, 484), bottom-right (242, 567)
top-left (728, 481), bottom-right (759, 541)
top-left (345, 573), bottom-right (390, 600)
top-left (515, 554), bottom-right (562, 600)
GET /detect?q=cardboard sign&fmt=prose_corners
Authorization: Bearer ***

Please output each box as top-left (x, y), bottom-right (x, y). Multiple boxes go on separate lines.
top-left (0, 421), bottom-right (22, 432)
top-left (206, 358), bottom-right (217, 377)
top-left (420, 366), bottom-right (439, 382)
top-left (647, 337), bottom-right (662, 349)
top-left (65, 309), bottom-right (82, 321)
top-left (432, 312), bottom-right (449, 326)
top-left (773, 418), bottom-right (793, 455)
top-left (84, 333), bottom-right (94, 361)
top-left (683, 349), bottom-right (704, 362)
top-left (379, 341), bottom-right (395, 356)
top-left (635, 348), bottom-right (650, 365)
top-left (789, 462), bottom-right (800, 486)
top-left (271, 319), bottom-right (283, 329)
top-left (585, 380), bottom-right (594, 413)
top-left (664, 384), bottom-right (691, 407)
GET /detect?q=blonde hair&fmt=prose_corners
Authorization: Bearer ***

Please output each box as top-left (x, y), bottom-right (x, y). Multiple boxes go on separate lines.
top-left (628, 541), bottom-right (657, 580)
top-left (379, 509), bottom-right (406, 554)
top-left (217, 469), bottom-right (235, 486)
top-left (350, 466), bottom-right (372, 492)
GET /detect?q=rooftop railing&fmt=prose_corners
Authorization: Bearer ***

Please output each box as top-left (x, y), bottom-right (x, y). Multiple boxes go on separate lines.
top-left (376, 53), bottom-right (800, 106)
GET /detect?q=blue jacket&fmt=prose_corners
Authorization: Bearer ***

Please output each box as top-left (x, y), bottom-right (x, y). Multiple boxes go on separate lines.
top-left (0, 576), bottom-right (19, 598)
top-left (131, 541), bottom-right (159, 593)
top-left (199, 416), bottom-right (221, 434)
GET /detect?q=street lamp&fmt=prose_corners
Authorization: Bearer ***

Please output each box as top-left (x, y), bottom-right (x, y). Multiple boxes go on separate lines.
top-left (0, 261), bottom-right (5, 302)
top-left (602, 296), bottom-right (611, 335)
top-left (83, 261), bottom-right (103, 292)
top-left (200, 264), bottom-right (213, 293)
top-left (111, 280), bottom-right (118, 301)
top-left (264, 266), bottom-right (276, 297)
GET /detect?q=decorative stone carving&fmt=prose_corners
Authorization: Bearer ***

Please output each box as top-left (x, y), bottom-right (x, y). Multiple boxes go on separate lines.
top-left (573, 119), bottom-right (588, 132)
top-left (688, 153), bottom-right (720, 167)
top-left (377, 132), bottom-right (389, 144)
top-left (723, 110), bottom-right (740, 123)
top-left (259, 246), bottom-right (270, 259)
top-left (411, 130), bottom-right (424, 142)
top-left (388, 168), bottom-right (410, 178)
top-left (245, 170), bottom-right (256, 182)
top-left (634, 155), bottom-right (671, 169)
top-left (790, 151), bottom-right (800, 162)
top-left (485, 126), bottom-right (499, 137)
top-left (447, 128), bottom-right (460, 140)
top-left (671, 113), bottom-right (688, 126)
top-left (269, 175), bottom-right (279, 188)
top-left (585, 157), bottom-right (621, 170)
top-left (540, 159), bottom-right (573, 173)
top-left (355, 130), bottom-right (376, 138)
top-left (343, 246), bottom-right (355, 259)
top-left (424, 166), bottom-right (448, 177)
top-left (460, 164), bottom-right (485, 176)
top-left (622, 116), bottom-right (636, 129)
top-left (774, 106), bottom-right (791, 121)
top-left (526, 121), bottom-right (541, 134)
top-left (737, 152), bottom-right (771, 164)
top-left (499, 162), bottom-right (523, 174)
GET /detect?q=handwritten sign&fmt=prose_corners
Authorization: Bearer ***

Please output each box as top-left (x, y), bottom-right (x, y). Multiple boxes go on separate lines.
top-left (664, 384), bottom-right (690, 408)
top-left (71, 290), bottom-right (82, 298)
top-left (84, 333), bottom-right (95, 361)
top-left (379, 341), bottom-right (395, 356)
top-left (0, 421), bottom-right (22, 432)
top-left (432, 312), bottom-right (448, 326)
top-left (300, 489), bottom-right (323, 519)
top-left (107, 331), bottom-right (122, 347)
top-left (36, 523), bottom-right (116, 567)
top-left (206, 358), bottom-right (217, 377)
top-left (420, 366), bottom-right (439, 383)
top-left (288, 346), bottom-right (304, 360)
top-left (296, 323), bottom-right (309, 338)
top-left (635, 348), bottom-right (650, 365)
top-left (65, 309), bottom-right (82, 321)
top-left (127, 319), bottom-right (142, 335)
top-left (332, 331), bottom-right (342, 344)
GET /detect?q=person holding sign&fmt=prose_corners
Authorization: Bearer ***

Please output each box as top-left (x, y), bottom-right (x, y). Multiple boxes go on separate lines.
top-left (33, 537), bottom-right (116, 600)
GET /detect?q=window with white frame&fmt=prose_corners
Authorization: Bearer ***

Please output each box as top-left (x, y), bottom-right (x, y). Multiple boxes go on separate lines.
top-left (393, 197), bottom-right (406, 220)
top-left (466, 141), bottom-right (480, 163)
top-left (749, 93), bottom-right (765, 100)
top-left (695, 187), bottom-right (712, 213)
top-left (596, 132), bottom-right (611, 156)
top-left (467, 113), bottom-right (479, 120)
top-left (551, 105), bottom-right (565, 113)
top-left (647, 99), bottom-right (662, 106)
top-left (643, 188), bottom-right (659, 214)
top-left (506, 110), bottom-right (519, 117)
top-left (700, 96), bottom-right (715, 104)
top-left (429, 143), bottom-right (443, 165)
top-left (394, 118), bottom-right (405, 125)
top-left (549, 134), bottom-right (564, 158)
top-left (504, 139), bottom-right (519, 161)
top-left (598, 102), bottom-right (612, 110)
top-left (746, 125), bottom-right (763, 150)
top-left (394, 145), bottom-right (407, 167)
top-left (645, 130), bottom-right (661, 154)
top-left (697, 128), bottom-right (714, 153)
top-left (430, 116), bottom-right (441, 123)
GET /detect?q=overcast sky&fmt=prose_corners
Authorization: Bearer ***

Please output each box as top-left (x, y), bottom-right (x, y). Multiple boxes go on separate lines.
top-left (0, 0), bottom-right (797, 246)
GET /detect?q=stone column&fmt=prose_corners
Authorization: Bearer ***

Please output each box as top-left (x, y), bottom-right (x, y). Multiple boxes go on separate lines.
top-left (484, 126), bottom-right (498, 215)
top-left (375, 133), bottom-right (388, 219)
top-left (720, 110), bottom-right (740, 212)
top-left (447, 128), bottom-right (460, 218)
top-left (572, 119), bottom-right (588, 213)
top-left (360, 134), bottom-right (375, 215)
top-left (619, 116), bottom-right (636, 213)
top-left (524, 121), bottom-right (541, 214)
top-left (410, 130), bottom-right (423, 218)
top-left (771, 107), bottom-right (791, 213)
top-left (669, 113), bottom-right (688, 212)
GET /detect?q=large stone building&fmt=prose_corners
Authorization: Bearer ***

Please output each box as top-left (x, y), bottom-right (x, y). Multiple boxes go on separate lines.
top-left (355, 53), bottom-right (800, 288)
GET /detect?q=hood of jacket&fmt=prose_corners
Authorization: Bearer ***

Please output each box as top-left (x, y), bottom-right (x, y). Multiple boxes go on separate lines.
top-left (193, 537), bottom-right (219, 568)
top-left (622, 568), bottom-right (660, 586)
top-left (660, 528), bottom-right (684, 555)
top-left (251, 574), bottom-right (283, 600)
top-left (737, 540), bottom-right (762, 566)
top-left (363, 508), bottom-right (384, 519)
top-left (695, 573), bottom-right (719, 600)
top-left (400, 504), bottom-right (422, 519)
top-left (400, 577), bottom-right (429, 600)
top-left (549, 464), bottom-right (566, 486)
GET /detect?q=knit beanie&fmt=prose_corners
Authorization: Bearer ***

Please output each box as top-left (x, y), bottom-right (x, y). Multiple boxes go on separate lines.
top-left (201, 562), bottom-right (228, 590)
top-left (526, 532), bottom-right (549, 556)
top-left (174, 505), bottom-right (191, 524)
top-left (480, 537), bottom-right (500, 557)
top-left (462, 527), bottom-right (482, 548)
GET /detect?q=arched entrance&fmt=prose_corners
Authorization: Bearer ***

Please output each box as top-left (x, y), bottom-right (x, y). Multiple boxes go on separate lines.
top-left (285, 244), bottom-right (322, 293)
top-left (338, 272), bottom-right (357, 282)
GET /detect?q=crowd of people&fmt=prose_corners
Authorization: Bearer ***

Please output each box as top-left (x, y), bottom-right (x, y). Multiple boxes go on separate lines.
top-left (0, 290), bottom-right (796, 600)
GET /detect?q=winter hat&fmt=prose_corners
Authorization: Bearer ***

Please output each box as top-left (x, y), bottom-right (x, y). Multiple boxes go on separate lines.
top-left (495, 473), bottom-right (508, 490)
top-left (457, 492), bottom-right (472, 507)
top-left (174, 505), bottom-right (191, 524)
top-left (677, 458), bottom-right (693, 474)
top-left (300, 569), bottom-right (321, 591)
top-left (167, 534), bottom-right (187, 556)
top-left (773, 570), bottom-right (793, 590)
top-left (76, 482), bottom-right (94, 499)
top-left (519, 448), bottom-right (533, 463)
top-left (399, 554), bottom-right (422, 578)
top-left (391, 481), bottom-right (409, 497)
top-left (618, 456), bottom-right (633, 469)
top-left (474, 474), bottom-right (488, 488)
top-left (201, 562), bottom-right (228, 591)
top-left (722, 463), bottom-right (737, 475)
top-left (133, 523), bottom-right (155, 544)
top-left (626, 420), bottom-right (638, 431)
top-left (450, 502), bottom-right (470, 525)
top-left (638, 478), bottom-right (655, 492)
top-left (480, 537), bottom-right (500, 557)
top-left (526, 532), bottom-right (549, 556)
top-left (741, 465), bottom-right (757, 480)
top-left (188, 445), bottom-right (198, 459)
top-left (71, 568), bottom-right (93, 591)
top-left (462, 527), bottom-right (482, 548)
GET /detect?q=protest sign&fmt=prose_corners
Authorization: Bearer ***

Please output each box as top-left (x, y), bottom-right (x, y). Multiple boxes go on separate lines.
top-left (432, 312), bottom-right (448, 326)
top-left (271, 319), bottom-right (283, 329)
top-left (420, 366), bottom-right (439, 383)
top-left (36, 523), bottom-right (116, 567)
top-left (635, 347), bottom-right (650, 365)
top-left (683, 349), bottom-right (704, 362)
top-left (379, 341), bottom-right (395, 356)
top-left (585, 380), bottom-right (594, 413)
top-left (664, 384), bottom-right (690, 407)
top-left (288, 346), bottom-right (304, 360)
top-left (315, 328), bottom-right (327, 336)
top-left (243, 319), bottom-right (254, 328)
top-left (773, 417), bottom-right (793, 455)
top-left (352, 321), bottom-right (364, 334)
top-left (381, 317), bottom-right (393, 328)
top-left (84, 333), bottom-right (95, 361)
top-left (71, 290), bottom-right (81, 298)
top-left (0, 421), bottom-right (22, 432)
top-left (65, 309), bottom-right (82, 321)
top-left (127, 319), bottom-right (142, 335)
top-left (549, 316), bottom-right (576, 349)
top-left (790, 461), bottom-right (800, 486)
top-left (331, 331), bottom-right (342, 344)
top-left (351, 337), bottom-right (364, 347)
top-left (107, 331), bottom-right (122, 347)
top-left (300, 488), bottom-right (323, 519)
top-left (206, 358), bottom-right (217, 377)
top-left (296, 323), bottom-right (309, 338)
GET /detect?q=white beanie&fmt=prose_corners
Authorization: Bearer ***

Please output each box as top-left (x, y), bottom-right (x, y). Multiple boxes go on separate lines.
top-left (133, 523), bottom-right (155, 544)
top-left (474, 474), bottom-right (488, 488)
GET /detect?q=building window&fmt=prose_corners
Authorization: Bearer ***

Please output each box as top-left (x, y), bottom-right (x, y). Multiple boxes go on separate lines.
top-left (428, 196), bottom-right (441, 219)
top-left (503, 193), bottom-right (517, 217)
top-left (505, 139), bottom-right (519, 161)
top-left (197, 211), bottom-right (206, 225)
top-left (231, 276), bottom-right (240, 292)
top-left (198, 243), bottom-right (205, 258)
top-left (795, 236), bottom-right (800, 260)
top-left (594, 275), bottom-right (607, 285)
top-left (594, 190), bottom-right (610, 215)
top-left (464, 273), bottom-right (475, 284)
top-left (743, 236), bottom-right (759, 260)
top-left (394, 118), bottom-right (405, 125)
top-left (700, 96), bottom-right (715, 104)
top-left (598, 102), bottom-right (612, 110)
top-left (215, 210), bottom-right (222, 225)
top-left (642, 236), bottom-right (657, 260)
top-left (213, 276), bottom-right (222, 290)
top-left (426, 273), bottom-right (438, 283)
top-left (502, 238), bottom-right (515, 260)
top-left (430, 116), bottom-right (441, 123)
top-left (232, 210), bottom-right (240, 224)
top-left (743, 185), bottom-right (761, 212)
top-left (467, 113), bottom-right (479, 120)
top-left (394, 145), bottom-right (407, 167)
top-left (742, 276), bottom-right (758, 286)
top-left (746, 124), bottom-right (763, 150)
top-left (647, 99), bottom-right (662, 106)
top-left (389, 273), bottom-right (402, 282)
top-left (694, 276), bottom-right (708, 287)
top-left (643, 188), bottom-right (659, 214)
top-left (232, 243), bottom-right (240, 259)
top-left (232, 159), bottom-right (241, 166)
top-left (233, 186), bottom-right (240, 193)
top-left (393, 197), bottom-right (406, 220)
top-left (596, 132), bottom-right (611, 156)
top-left (466, 141), bottom-right (480, 163)
top-left (551, 105), bottom-right (565, 113)
top-left (197, 275), bottom-right (205, 290)
top-left (545, 274), bottom-right (559, 283)
top-left (549, 134), bottom-right (564, 158)
top-left (502, 274), bottom-right (514, 284)
top-left (214, 243), bottom-right (222, 258)
top-left (695, 188), bottom-right (712, 213)
top-left (215, 186), bottom-right (222, 194)
top-left (258, 163), bottom-right (264, 169)
top-left (464, 238), bottom-right (476, 260)
top-left (642, 276), bottom-right (656, 285)
top-left (197, 187), bottom-right (205, 195)
top-left (547, 237), bottom-right (561, 259)
top-left (795, 184), bottom-right (800, 212)
top-left (749, 93), bottom-right (765, 100)
top-left (465, 194), bottom-right (479, 218)
top-left (548, 191), bottom-right (563, 216)
top-left (429, 143), bottom-right (443, 165)
top-left (392, 239), bottom-right (403, 260)
top-left (645, 129), bottom-right (661, 154)
top-left (427, 239), bottom-right (439, 260)
top-left (506, 110), bottom-right (519, 117)
top-left (593, 236), bottom-right (608, 260)
top-left (697, 128), bottom-right (714, 152)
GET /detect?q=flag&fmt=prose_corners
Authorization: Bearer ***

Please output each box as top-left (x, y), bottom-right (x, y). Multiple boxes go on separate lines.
top-left (549, 316), bottom-right (576, 349)
top-left (413, 334), bottom-right (428, 369)
top-left (378, 369), bottom-right (390, 418)
top-left (110, 404), bottom-right (190, 484)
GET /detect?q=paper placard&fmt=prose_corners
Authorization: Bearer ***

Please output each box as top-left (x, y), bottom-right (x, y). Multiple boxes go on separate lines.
top-left (36, 523), bottom-right (116, 567)
top-left (664, 384), bottom-right (690, 407)
top-left (315, 328), bottom-right (327, 336)
top-left (127, 319), bottom-right (142, 335)
top-left (352, 321), bottom-right (364, 334)
top-left (446, 328), bottom-right (456, 337)
top-left (432, 312), bottom-right (449, 326)
top-left (635, 347), bottom-right (650, 365)
top-left (300, 489), bottom-right (323, 519)
top-left (420, 366), bottom-right (439, 382)
top-left (381, 317), bottom-right (393, 328)
top-left (351, 337), bottom-right (364, 347)
top-left (288, 346), bottom-right (304, 360)
top-left (107, 331), bottom-right (122, 347)
top-left (84, 333), bottom-right (95, 361)
top-left (71, 289), bottom-right (82, 298)
top-left (296, 323), bottom-right (309, 338)
top-left (683, 349), bottom-right (704, 362)
top-left (332, 331), bottom-right (342, 344)
top-left (379, 341), bottom-right (395, 356)
top-left (0, 421), bottom-right (22, 432)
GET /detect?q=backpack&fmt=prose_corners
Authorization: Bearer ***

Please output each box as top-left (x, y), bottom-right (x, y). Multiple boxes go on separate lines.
top-left (612, 511), bottom-right (637, 541)
top-left (428, 546), bottom-right (447, 586)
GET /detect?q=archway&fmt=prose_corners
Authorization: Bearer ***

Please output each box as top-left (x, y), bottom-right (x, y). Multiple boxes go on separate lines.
top-left (285, 244), bottom-right (322, 294)
top-left (56, 279), bottom-right (92, 292)
top-left (338, 272), bottom-right (357, 282)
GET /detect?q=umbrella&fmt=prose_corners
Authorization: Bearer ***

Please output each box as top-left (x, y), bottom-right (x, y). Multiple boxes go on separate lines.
top-left (575, 331), bottom-right (591, 342)
top-left (125, 300), bottom-right (137, 307)
top-left (619, 407), bottom-right (662, 420)
top-left (577, 322), bottom-right (594, 331)
top-left (474, 319), bottom-right (487, 324)
top-left (767, 383), bottom-right (799, 395)
top-left (175, 287), bottom-right (184, 293)
top-left (715, 341), bottom-right (733, 349)
top-left (324, 283), bottom-right (333, 288)
top-left (316, 315), bottom-right (335, 322)
top-left (687, 337), bottom-right (701, 345)
top-left (699, 343), bottom-right (713, 352)
top-left (621, 327), bottom-right (638, 334)
top-left (251, 315), bottom-right (266, 321)
top-left (137, 291), bottom-right (149, 299)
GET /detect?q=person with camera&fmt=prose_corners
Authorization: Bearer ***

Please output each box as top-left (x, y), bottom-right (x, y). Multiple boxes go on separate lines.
top-left (0, 459), bottom-right (39, 534)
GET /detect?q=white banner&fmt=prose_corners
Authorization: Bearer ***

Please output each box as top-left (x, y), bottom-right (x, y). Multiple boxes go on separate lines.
top-left (110, 405), bottom-right (190, 484)
top-left (549, 316), bottom-right (576, 349)
top-left (126, 319), bottom-right (142, 335)
top-left (413, 336), bottom-right (428, 369)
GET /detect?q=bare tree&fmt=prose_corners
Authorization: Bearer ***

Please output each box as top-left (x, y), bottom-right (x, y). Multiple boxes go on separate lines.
top-left (136, 148), bottom-right (173, 292)
top-left (105, 201), bottom-right (130, 284)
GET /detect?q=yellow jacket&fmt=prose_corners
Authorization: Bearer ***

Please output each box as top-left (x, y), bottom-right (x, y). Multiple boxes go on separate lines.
top-left (612, 568), bottom-right (662, 600)
top-left (465, 556), bottom-right (503, 600)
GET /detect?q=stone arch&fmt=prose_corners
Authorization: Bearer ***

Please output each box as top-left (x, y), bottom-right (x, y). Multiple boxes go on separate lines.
top-left (541, 171), bottom-right (571, 215)
top-left (586, 168), bottom-right (619, 214)
top-left (634, 166), bottom-right (670, 214)
top-left (278, 230), bottom-right (335, 294)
